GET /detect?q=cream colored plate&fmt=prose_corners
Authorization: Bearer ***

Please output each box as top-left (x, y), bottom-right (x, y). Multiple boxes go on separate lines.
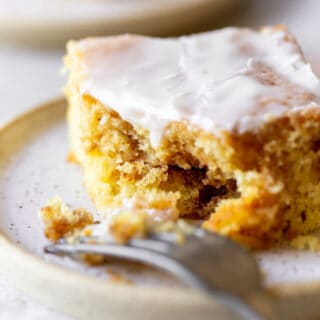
top-left (1, 98), bottom-right (320, 319)
top-left (0, 0), bottom-right (239, 47)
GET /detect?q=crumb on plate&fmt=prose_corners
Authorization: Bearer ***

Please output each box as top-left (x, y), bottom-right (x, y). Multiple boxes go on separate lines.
top-left (39, 196), bottom-right (93, 241)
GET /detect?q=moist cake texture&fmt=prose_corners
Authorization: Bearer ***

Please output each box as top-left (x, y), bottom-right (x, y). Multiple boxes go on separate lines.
top-left (65, 26), bottom-right (320, 248)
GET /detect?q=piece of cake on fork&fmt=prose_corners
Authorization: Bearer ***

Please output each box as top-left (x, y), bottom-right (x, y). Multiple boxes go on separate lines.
top-left (64, 25), bottom-right (320, 248)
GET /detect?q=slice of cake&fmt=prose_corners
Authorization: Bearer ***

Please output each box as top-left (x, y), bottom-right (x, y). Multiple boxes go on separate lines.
top-left (64, 25), bottom-right (320, 248)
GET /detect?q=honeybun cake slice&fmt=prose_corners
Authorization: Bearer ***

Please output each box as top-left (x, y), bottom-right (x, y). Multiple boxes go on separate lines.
top-left (64, 25), bottom-right (320, 248)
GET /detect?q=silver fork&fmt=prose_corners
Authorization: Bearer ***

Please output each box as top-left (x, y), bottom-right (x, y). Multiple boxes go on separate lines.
top-left (44, 229), bottom-right (320, 320)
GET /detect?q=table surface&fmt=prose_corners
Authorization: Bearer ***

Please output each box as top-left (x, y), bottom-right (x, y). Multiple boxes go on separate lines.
top-left (0, 1), bottom-right (320, 319)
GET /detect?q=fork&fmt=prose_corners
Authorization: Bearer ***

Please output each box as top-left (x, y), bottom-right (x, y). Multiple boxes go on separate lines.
top-left (44, 228), bottom-right (320, 320)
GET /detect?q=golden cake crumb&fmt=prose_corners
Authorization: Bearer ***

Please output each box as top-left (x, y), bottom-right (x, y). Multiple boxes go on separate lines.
top-left (107, 269), bottom-right (133, 285)
top-left (291, 235), bottom-right (320, 252)
top-left (39, 196), bottom-right (93, 241)
top-left (109, 211), bottom-right (147, 244)
top-left (82, 253), bottom-right (106, 265)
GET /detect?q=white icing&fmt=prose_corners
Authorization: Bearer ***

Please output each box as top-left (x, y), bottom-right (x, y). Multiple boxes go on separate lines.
top-left (75, 27), bottom-right (320, 147)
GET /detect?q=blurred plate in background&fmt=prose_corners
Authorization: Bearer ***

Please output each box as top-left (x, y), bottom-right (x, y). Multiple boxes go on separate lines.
top-left (0, 0), bottom-right (241, 47)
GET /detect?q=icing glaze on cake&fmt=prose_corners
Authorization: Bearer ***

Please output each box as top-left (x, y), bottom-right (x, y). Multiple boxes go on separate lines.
top-left (74, 27), bottom-right (320, 147)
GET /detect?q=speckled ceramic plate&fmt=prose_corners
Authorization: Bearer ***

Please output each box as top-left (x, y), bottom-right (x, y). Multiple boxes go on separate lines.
top-left (0, 0), bottom-right (239, 46)
top-left (1, 98), bottom-right (320, 319)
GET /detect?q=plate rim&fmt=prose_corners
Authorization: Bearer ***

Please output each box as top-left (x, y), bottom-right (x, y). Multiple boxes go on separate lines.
top-left (1, 97), bottom-right (320, 318)
top-left (0, 0), bottom-right (231, 23)
top-left (0, 0), bottom-right (237, 46)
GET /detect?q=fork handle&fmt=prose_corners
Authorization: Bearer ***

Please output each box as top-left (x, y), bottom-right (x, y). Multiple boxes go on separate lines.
top-left (204, 288), bottom-right (283, 320)
top-left (208, 292), bottom-right (271, 320)
top-left (206, 288), bottom-right (315, 320)
top-left (242, 289), bottom-right (320, 320)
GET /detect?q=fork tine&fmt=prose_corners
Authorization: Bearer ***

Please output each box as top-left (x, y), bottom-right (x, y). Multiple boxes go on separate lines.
top-left (149, 227), bottom-right (205, 243)
top-left (46, 234), bottom-right (174, 255)
top-left (45, 242), bottom-right (146, 259)
top-left (148, 232), bottom-right (178, 243)
top-left (51, 226), bottom-right (206, 256)
top-left (44, 242), bottom-right (207, 288)
top-left (130, 238), bottom-right (173, 253)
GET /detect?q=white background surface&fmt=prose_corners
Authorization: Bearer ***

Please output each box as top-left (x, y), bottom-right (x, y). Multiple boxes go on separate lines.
top-left (0, 1), bottom-right (320, 319)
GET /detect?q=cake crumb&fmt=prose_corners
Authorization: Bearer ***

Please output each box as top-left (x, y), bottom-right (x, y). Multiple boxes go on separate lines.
top-left (110, 211), bottom-right (147, 244)
top-left (107, 269), bottom-right (133, 285)
top-left (291, 235), bottom-right (320, 251)
top-left (82, 253), bottom-right (105, 266)
top-left (39, 196), bottom-right (93, 241)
